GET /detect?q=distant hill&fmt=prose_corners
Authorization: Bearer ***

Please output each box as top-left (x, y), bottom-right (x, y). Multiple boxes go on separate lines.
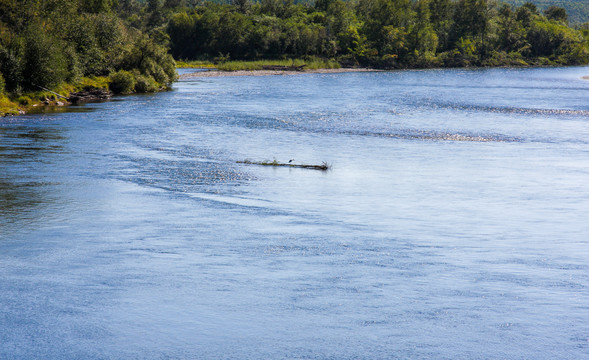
top-left (505, 0), bottom-right (589, 24)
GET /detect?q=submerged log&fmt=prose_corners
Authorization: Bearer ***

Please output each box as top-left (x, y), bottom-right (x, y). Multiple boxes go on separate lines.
top-left (237, 159), bottom-right (330, 171)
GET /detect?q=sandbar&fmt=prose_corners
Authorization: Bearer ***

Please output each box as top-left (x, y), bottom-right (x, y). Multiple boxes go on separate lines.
top-left (180, 68), bottom-right (378, 79)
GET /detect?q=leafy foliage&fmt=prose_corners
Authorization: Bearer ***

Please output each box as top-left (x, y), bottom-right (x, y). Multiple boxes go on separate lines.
top-left (0, 71), bottom-right (5, 94)
top-left (505, 0), bottom-right (589, 24)
top-left (109, 70), bottom-right (136, 94)
top-left (0, 0), bottom-right (587, 114)
top-left (0, 0), bottom-right (176, 97)
top-left (216, 58), bottom-right (340, 70)
top-left (22, 24), bottom-right (69, 90)
top-left (162, 0), bottom-right (588, 69)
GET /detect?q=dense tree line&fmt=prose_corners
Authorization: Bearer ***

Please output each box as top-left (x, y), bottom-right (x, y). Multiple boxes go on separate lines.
top-left (507, 0), bottom-right (589, 25)
top-left (0, 0), bottom-right (176, 98)
top-left (1, 0), bottom-right (588, 111)
top-left (163, 0), bottom-right (588, 68)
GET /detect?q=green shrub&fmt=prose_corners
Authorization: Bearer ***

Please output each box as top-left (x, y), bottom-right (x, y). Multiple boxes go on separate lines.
top-left (22, 24), bottom-right (68, 90)
top-left (109, 70), bottom-right (135, 94)
top-left (118, 35), bottom-right (177, 87)
top-left (0, 72), bottom-right (5, 94)
top-left (175, 60), bottom-right (215, 68)
top-left (134, 75), bottom-right (159, 93)
top-left (16, 95), bottom-right (32, 105)
top-left (0, 45), bottom-right (23, 93)
top-left (0, 94), bottom-right (20, 116)
top-left (77, 76), bottom-right (110, 91)
top-left (216, 58), bottom-right (341, 71)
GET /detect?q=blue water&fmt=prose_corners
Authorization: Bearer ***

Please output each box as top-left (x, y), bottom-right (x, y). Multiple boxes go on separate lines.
top-left (1, 66), bottom-right (588, 359)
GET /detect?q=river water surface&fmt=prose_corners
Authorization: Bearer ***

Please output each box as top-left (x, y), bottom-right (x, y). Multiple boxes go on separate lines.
top-left (1, 67), bottom-right (588, 359)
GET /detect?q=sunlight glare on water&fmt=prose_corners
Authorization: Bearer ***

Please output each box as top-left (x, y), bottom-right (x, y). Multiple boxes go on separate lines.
top-left (1, 66), bottom-right (589, 359)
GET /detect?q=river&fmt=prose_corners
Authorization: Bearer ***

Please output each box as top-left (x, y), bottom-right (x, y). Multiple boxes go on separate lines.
top-left (1, 66), bottom-right (588, 359)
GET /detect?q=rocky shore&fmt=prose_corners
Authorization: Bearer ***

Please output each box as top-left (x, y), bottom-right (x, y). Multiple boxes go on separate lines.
top-left (3, 88), bottom-right (114, 116)
top-left (67, 88), bottom-right (112, 104)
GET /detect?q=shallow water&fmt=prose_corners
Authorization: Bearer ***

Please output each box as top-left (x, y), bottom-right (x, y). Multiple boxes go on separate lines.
top-left (1, 66), bottom-right (588, 359)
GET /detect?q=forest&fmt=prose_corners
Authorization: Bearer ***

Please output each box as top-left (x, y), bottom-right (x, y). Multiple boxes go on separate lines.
top-left (506, 0), bottom-right (589, 25)
top-left (0, 0), bottom-right (177, 114)
top-left (164, 0), bottom-right (589, 68)
top-left (1, 0), bottom-right (589, 114)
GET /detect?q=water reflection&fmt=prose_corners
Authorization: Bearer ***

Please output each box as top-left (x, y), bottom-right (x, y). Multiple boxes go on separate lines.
top-left (0, 125), bottom-right (64, 231)
top-left (0, 180), bottom-right (57, 229)
top-left (1, 127), bottom-right (65, 156)
top-left (24, 104), bottom-right (97, 115)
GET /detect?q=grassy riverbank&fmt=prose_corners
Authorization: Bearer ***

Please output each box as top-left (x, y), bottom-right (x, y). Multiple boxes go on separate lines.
top-left (216, 59), bottom-right (341, 71)
top-left (0, 72), bottom-right (176, 116)
top-left (0, 76), bottom-right (109, 116)
top-left (175, 58), bottom-right (342, 71)
top-left (0, 0), bottom-right (177, 117)
top-left (179, 67), bottom-right (378, 79)
top-left (175, 60), bottom-right (216, 69)
top-left (0, 95), bottom-right (19, 116)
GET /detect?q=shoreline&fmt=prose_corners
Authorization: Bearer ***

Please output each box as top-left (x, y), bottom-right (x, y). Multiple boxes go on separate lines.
top-left (180, 67), bottom-right (589, 80)
top-left (179, 68), bottom-right (379, 79)
top-left (5, 68), bottom-right (588, 116)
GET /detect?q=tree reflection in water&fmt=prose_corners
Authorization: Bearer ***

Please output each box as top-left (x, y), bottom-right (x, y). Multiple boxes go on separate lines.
top-left (0, 125), bottom-right (64, 233)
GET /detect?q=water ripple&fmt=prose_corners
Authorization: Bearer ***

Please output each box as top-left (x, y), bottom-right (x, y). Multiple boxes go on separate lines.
top-left (430, 102), bottom-right (589, 116)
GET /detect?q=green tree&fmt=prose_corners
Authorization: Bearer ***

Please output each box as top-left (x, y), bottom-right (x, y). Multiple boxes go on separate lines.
top-left (497, 3), bottom-right (528, 54)
top-left (233, 0), bottom-right (251, 14)
top-left (168, 12), bottom-right (199, 59)
top-left (119, 34), bottom-right (176, 86)
top-left (515, 2), bottom-right (538, 28)
top-left (148, 0), bottom-right (165, 27)
top-left (22, 24), bottom-right (68, 90)
top-left (544, 6), bottom-right (568, 24)
top-left (0, 71), bottom-right (5, 94)
top-left (429, 0), bottom-right (453, 51)
top-left (527, 18), bottom-right (587, 63)
top-left (81, 0), bottom-right (118, 13)
top-left (409, 0), bottom-right (439, 64)
top-left (357, 0), bottom-right (414, 57)
top-left (109, 70), bottom-right (136, 94)
top-left (0, 41), bottom-right (24, 92)
top-left (452, 0), bottom-right (492, 59)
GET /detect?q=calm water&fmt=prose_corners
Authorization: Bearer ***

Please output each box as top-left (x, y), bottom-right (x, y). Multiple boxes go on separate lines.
top-left (1, 67), bottom-right (588, 359)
